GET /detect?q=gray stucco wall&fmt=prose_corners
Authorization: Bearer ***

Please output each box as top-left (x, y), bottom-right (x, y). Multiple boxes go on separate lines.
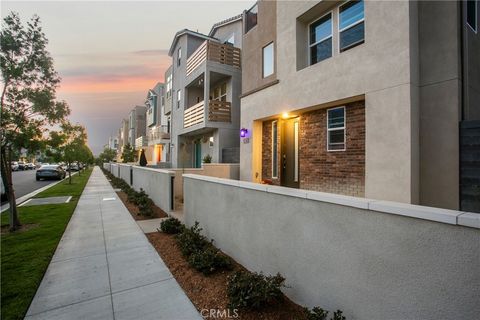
top-left (183, 175), bottom-right (480, 320)
top-left (131, 166), bottom-right (174, 213)
top-left (118, 164), bottom-right (131, 184)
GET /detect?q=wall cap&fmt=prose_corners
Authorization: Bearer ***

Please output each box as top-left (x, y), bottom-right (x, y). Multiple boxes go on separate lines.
top-left (182, 174), bottom-right (479, 229)
top-left (131, 165), bottom-right (175, 176)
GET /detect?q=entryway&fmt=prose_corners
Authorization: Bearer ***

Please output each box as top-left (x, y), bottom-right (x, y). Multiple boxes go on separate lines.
top-left (281, 117), bottom-right (299, 188)
top-left (194, 141), bottom-right (202, 168)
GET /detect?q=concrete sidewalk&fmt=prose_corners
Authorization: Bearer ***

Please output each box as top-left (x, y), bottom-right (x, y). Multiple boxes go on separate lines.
top-left (25, 167), bottom-right (201, 320)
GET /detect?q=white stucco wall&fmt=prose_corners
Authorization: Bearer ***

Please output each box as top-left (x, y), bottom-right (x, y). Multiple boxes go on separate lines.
top-left (183, 174), bottom-right (480, 320)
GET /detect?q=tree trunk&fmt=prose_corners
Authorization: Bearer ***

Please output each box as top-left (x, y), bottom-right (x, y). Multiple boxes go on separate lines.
top-left (68, 162), bottom-right (72, 184)
top-left (1, 147), bottom-right (21, 231)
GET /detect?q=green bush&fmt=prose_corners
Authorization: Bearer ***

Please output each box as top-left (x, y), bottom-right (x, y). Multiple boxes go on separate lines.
top-left (227, 271), bottom-right (285, 309)
top-left (137, 189), bottom-right (154, 217)
top-left (175, 222), bottom-right (210, 257)
top-left (188, 245), bottom-right (232, 275)
top-left (159, 217), bottom-right (184, 234)
top-left (304, 307), bottom-right (346, 320)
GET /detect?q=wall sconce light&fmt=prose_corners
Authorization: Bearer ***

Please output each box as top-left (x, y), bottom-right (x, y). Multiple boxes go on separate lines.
top-left (240, 128), bottom-right (248, 138)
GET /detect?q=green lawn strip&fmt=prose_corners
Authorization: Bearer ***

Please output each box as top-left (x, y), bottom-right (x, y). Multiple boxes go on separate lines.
top-left (1, 168), bottom-right (92, 320)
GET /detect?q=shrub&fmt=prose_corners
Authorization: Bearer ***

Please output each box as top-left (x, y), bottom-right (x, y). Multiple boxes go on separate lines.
top-left (136, 189), bottom-right (154, 216)
top-left (304, 307), bottom-right (329, 320)
top-left (159, 217), bottom-right (184, 234)
top-left (127, 188), bottom-right (139, 204)
top-left (175, 222), bottom-right (210, 257)
top-left (227, 271), bottom-right (285, 309)
top-left (304, 307), bottom-right (346, 320)
top-left (188, 246), bottom-right (232, 275)
top-left (202, 154), bottom-right (212, 163)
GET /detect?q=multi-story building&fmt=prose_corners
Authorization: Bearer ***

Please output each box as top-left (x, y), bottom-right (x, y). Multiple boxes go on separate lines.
top-left (128, 105), bottom-right (147, 152)
top-left (167, 14), bottom-right (243, 168)
top-left (145, 82), bottom-right (170, 165)
top-left (108, 135), bottom-right (118, 151)
top-left (239, 0), bottom-right (479, 210)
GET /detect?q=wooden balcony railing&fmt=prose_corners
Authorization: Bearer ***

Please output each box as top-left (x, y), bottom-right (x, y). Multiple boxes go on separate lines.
top-left (184, 100), bottom-right (231, 128)
top-left (135, 136), bottom-right (147, 150)
top-left (186, 40), bottom-right (241, 76)
top-left (184, 101), bottom-right (205, 128)
top-left (148, 125), bottom-right (170, 142)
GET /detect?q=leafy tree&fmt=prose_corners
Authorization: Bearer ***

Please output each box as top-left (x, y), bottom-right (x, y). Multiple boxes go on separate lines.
top-left (97, 146), bottom-right (117, 164)
top-left (1, 12), bottom-right (70, 230)
top-left (139, 149), bottom-right (147, 166)
top-left (121, 143), bottom-right (135, 163)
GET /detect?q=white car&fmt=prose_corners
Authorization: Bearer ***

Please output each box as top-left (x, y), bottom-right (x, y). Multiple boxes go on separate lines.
top-left (11, 162), bottom-right (19, 171)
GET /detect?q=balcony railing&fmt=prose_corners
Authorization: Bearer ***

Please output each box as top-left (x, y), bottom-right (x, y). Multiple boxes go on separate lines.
top-left (184, 100), bottom-right (231, 128)
top-left (148, 125), bottom-right (170, 143)
top-left (135, 136), bottom-right (147, 150)
top-left (186, 40), bottom-right (241, 76)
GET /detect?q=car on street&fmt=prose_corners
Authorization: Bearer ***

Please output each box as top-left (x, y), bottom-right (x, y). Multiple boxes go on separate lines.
top-left (11, 162), bottom-right (19, 171)
top-left (27, 163), bottom-right (36, 170)
top-left (68, 163), bottom-right (80, 171)
top-left (17, 161), bottom-right (26, 170)
top-left (36, 165), bottom-right (66, 181)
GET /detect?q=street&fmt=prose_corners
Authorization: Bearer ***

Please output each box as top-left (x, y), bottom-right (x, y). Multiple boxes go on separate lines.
top-left (1, 170), bottom-right (56, 205)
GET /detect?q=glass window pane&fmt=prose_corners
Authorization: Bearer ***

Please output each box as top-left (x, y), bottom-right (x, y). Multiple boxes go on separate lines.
top-left (310, 38), bottom-right (332, 65)
top-left (310, 14), bottom-right (332, 44)
top-left (339, 0), bottom-right (364, 30)
top-left (272, 122), bottom-right (278, 177)
top-left (467, 0), bottom-right (477, 31)
top-left (263, 42), bottom-right (274, 77)
top-left (328, 108), bottom-right (345, 129)
top-left (329, 130), bottom-right (344, 144)
top-left (246, 4), bottom-right (258, 33)
top-left (340, 21), bottom-right (364, 51)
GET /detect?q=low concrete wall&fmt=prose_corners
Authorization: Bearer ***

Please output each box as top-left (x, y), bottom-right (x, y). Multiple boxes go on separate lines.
top-left (131, 166), bottom-right (175, 214)
top-left (110, 163), bottom-right (119, 178)
top-left (183, 174), bottom-right (480, 320)
top-left (171, 164), bottom-right (240, 199)
top-left (117, 164), bottom-right (132, 185)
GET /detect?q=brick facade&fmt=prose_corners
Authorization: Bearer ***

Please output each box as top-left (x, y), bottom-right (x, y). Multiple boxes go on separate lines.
top-left (262, 101), bottom-right (365, 196)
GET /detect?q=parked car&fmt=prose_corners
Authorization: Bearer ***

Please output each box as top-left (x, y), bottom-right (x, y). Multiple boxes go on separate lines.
top-left (17, 161), bottom-right (26, 170)
top-left (11, 162), bottom-right (19, 171)
top-left (27, 163), bottom-right (36, 170)
top-left (68, 163), bottom-right (79, 171)
top-left (36, 165), bottom-right (66, 181)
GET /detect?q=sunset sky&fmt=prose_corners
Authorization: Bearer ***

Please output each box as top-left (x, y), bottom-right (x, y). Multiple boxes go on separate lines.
top-left (1, 0), bottom-right (253, 154)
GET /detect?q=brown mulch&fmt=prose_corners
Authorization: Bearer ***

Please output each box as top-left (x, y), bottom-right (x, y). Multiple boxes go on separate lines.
top-left (1, 223), bottom-right (40, 234)
top-left (147, 232), bottom-right (307, 320)
top-left (116, 191), bottom-right (167, 221)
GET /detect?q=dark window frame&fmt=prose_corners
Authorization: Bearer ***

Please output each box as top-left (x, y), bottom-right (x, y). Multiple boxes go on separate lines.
top-left (308, 11), bottom-right (333, 65)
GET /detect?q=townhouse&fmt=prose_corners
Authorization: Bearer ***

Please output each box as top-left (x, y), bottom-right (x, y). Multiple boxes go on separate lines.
top-left (128, 105), bottom-right (147, 151)
top-left (166, 15), bottom-right (243, 168)
top-left (239, 0), bottom-right (479, 210)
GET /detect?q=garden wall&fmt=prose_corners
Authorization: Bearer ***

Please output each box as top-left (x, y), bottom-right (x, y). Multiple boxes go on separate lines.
top-left (183, 174), bottom-right (480, 320)
top-left (130, 166), bottom-right (175, 213)
top-left (117, 163), bottom-right (131, 184)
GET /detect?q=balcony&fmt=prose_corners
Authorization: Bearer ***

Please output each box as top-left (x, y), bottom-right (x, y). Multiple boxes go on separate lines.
top-left (148, 125), bottom-right (170, 144)
top-left (184, 100), bottom-right (231, 128)
top-left (135, 136), bottom-right (147, 150)
top-left (186, 40), bottom-right (241, 77)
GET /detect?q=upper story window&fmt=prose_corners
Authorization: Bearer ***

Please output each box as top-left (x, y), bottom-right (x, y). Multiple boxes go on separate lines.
top-left (467, 0), bottom-right (477, 32)
top-left (211, 83), bottom-right (227, 102)
top-left (225, 34), bottom-right (235, 46)
top-left (245, 4), bottom-right (258, 33)
top-left (166, 74), bottom-right (172, 98)
top-left (339, 0), bottom-right (365, 52)
top-left (177, 90), bottom-right (181, 109)
top-left (309, 13), bottom-right (332, 65)
top-left (262, 42), bottom-right (274, 77)
top-left (327, 107), bottom-right (346, 151)
top-left (177, 48), bottom-right (182, 66)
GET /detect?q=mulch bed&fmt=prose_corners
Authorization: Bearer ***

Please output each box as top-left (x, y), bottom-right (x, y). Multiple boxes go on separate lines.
top-left (116, 191), bottom-right (167, 221)
top-left (147, 232), bottom-right (307, 320)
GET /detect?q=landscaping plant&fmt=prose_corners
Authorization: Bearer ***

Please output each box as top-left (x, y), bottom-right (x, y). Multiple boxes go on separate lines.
top-left (187, 245), bottom-right (232, 275)
top-left (136, 189), bottom-right (154, 217)
top-left (227, 271), bottom-right (285, 309)
top-left (175, 221), bottom-right (210, 257)
top-left (159, 217), bottom-right (184, 234)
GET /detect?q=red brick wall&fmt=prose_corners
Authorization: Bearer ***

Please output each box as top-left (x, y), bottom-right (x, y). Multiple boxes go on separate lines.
top-left (262, 101), bottom-right (365, 196)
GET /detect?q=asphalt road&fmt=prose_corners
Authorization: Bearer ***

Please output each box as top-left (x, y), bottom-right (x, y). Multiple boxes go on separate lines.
top-left (2, 169), bottom-right (56, 203)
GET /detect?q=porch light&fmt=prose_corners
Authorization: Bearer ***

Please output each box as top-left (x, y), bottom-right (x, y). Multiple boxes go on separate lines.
top-left (282, 112), bottom-right (290, 119)
top-left (240, 128), bottom-right (248, 138)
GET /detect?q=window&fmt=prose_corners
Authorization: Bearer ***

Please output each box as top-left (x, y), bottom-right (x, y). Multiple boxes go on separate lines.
top-left (339, 0), bottom-right (365, 51)
top-left (467, 0), bottom-right (477, 32)
top-left (327, 107), bottom-right (345, 151)
top-left (272, 121), bottom-right (278, 178)
top-left (209, 136), bottom-right (214, 147)
top-left (177, 90), bottom-right (181, 109)
top-left (225, 34), bottom-right (235, 46)
top-left (211, 83), bottom-right (227, 102)
top-left (294, 120), bottom-right (299, 182)
top-left (177, 48), bottom-right (182, 66)
top-left (245, 4), bottom-right (258, 33)
top-left (166, 74), bottom-right (172, 98)
top-left (262, 42), bottom-right (274, 77)
top-left (309, 13), bottom-right (332, 65)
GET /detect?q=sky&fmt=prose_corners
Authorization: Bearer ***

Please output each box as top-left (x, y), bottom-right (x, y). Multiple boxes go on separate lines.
top-left (1, 0), bottom-right (253, 154)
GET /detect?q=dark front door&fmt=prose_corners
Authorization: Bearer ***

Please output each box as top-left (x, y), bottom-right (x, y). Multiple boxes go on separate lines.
top-left (194, 141), bottom-right (202, 168)
top-left (281, 118), bottom-right (299, 188)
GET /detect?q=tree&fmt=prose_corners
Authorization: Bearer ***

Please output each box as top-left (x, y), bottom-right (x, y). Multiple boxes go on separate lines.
top-left (97, 147), bottom-right (117, 164)
top-left (121, 143), bottom-right (135, 163)
top-left (139, 149), bottom-right (147, 166)
top-left (1, 12), bottom-right (70, 231)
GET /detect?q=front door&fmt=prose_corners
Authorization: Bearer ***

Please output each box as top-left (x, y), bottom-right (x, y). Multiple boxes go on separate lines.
top-left (281, 118), bottom-right (299, 188)
top-left (194, 141), bottom-right (202, 168)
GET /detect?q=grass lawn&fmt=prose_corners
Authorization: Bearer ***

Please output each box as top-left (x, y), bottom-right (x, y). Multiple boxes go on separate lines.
top-left (1, 167), bottom-right (93, 320)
